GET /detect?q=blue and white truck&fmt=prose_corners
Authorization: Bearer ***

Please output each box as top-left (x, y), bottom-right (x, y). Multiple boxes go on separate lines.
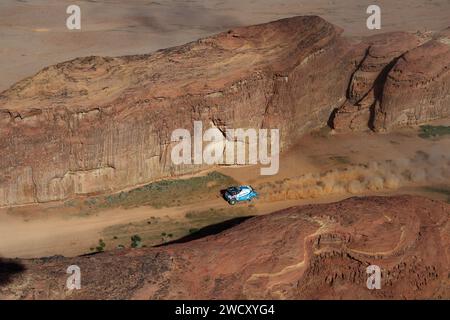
top-left (223, 186), bottom-right (258, 205)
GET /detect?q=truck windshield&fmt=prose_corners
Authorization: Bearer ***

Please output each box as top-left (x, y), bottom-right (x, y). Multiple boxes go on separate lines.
top-left (227, 187), bottom-right (240, 195)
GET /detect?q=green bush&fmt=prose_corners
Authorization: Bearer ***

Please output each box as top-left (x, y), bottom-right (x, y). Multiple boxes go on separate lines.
top-left (96, 239), bottom-right (106, 252)
top-left (131, 234), bottom-right (142, 248)
top-left (419, 125), bottom-right (450, 139)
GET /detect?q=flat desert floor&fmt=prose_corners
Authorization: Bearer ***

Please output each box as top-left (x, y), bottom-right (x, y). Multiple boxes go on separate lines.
top-left (1, 0), bottom-right (450, 91)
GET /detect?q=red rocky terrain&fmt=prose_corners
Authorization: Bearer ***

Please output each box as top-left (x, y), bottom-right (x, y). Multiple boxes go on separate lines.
top-left (1, 16), bottom-right (449, 206)
top-left (0, 195), bottom-right (448, 299)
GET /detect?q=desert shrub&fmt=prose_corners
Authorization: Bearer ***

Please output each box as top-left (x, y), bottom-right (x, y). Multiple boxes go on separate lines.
top-left (84, 198), bottom-right (97, 206)
top-left (96, 239), bottom-right (106, 252)
top-left (79, 171), bottom-right (237, 211)
top-left (131, 235), bottom-right (142, 248)
top-left (419, 125), bottom-right (450, 139)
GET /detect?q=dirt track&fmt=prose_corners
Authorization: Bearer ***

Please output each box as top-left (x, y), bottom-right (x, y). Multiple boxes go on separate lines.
top-left (0, 193), bottom-right (351, 258)
top-left (1, 127), bottom-right (449, 259)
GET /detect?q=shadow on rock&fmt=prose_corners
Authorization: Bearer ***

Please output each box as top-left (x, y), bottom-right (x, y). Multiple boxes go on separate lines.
top-left (156, 216), bottom-right (254, 247)
top-left (0, 258), bottom-right (26, 285)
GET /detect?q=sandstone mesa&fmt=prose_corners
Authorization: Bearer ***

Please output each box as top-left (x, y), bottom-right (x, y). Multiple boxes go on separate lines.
top-left (0, 16), bottom-right (449, 206)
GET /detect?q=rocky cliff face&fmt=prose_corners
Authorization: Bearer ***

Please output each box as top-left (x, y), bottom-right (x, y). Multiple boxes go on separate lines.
top-left (373, 29), bottom-right (450, 130)
top-left (0, 16), bottom-right (449, 206)
top-left (332, 32), bottom-right (424, 131)
top-left (1, 196), bottom-right (448, 299)
top-left (0, 16), bottom-right (355, 206)
top-left (333, 29), bottom-right (450, 132)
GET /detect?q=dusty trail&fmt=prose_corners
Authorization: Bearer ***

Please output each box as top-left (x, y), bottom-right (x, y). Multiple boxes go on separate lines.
top-left (0, 194), bottom-right (345, 258)
top-left (0, 127), bottom-right (449, 259)
top-left (0, 186), bottom-right (441, 259)
top-left (0, 198), bottom-right (221, 258)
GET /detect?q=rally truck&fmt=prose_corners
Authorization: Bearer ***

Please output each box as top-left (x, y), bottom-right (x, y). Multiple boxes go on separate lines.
top-left (223, 186), bottom-right (258, 205)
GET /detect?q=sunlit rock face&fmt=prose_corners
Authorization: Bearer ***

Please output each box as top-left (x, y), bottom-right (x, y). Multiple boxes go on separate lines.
top-left (0, 16), bottom-right (448, 206)
top-left (373, 35), bottom-right (450, 131)
top-left (0, 16), bottom-right (354, 206)
top-left (332, 29), bottom-right (450, 132)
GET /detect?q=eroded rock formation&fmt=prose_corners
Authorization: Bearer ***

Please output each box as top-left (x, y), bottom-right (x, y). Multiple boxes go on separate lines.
top-left (0, 16), bottom-right (354, 206)
top-left (0, 16), bottom-right (449, 206)
top-left (333, 29), bottom-right (450, 132)
top-left (1, 196), bottom-right (448, 299)
top-left (332, 32), bottom-right (424, 131)
top-left (373, 30), bottom-right (450, 130)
